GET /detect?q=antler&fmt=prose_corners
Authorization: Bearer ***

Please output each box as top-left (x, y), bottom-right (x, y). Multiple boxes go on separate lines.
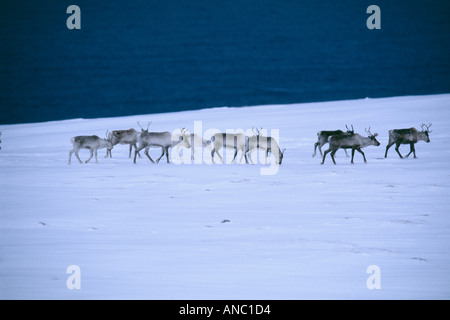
top-left (137, 121), bottom-right (152, 131)
top-left (422, 123), bottom-right (432, 133)
top-left (179, 127), bottom-right (187, 134)
top-left (346, 124), bottom-right (354, 134)
top-left (252, 127), bottom-right (263, 136)
top-left (365, 127), bottom-right (373, 136)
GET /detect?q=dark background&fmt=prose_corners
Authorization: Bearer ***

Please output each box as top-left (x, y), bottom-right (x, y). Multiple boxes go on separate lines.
top-left (1, 0), bottom-right (449, 124)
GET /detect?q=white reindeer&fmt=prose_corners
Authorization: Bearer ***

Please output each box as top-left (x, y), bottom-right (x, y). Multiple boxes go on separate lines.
top-left (134, 128), bottom-right (191, 164)
top-left (246, 128), bottom-right (285, 165)
top-left (68, 133), bottom-right (113, 165)
top-left (210, 132), bottom-right (247, 164)
top-left (186, 133), bottom-right (211, 161)
top-left (105, 121), bottom-right (151, 158)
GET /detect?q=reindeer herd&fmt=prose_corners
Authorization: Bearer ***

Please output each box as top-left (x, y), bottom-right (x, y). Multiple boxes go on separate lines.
top-left (68, 122), bottom-right (432, 166)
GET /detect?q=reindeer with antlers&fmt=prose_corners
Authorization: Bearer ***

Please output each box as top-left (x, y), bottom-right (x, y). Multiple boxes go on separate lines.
top-left (313, 125), bottom-right (355, 158)
top-left (322, 127), bottom-right (380, 165)
top-left (245, 127), bottom-right (285, 165)
top-left (134, 127), bottom-right (191, 164)
top-left (69, 131), bottom-right (113, 165)
top-left (385, 123), bottom-right (432, 159)
top-left (105, 121), bottom-right (151, 158)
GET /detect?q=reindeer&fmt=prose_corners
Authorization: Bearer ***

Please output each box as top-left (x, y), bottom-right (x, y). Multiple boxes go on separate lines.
top-left (134, 128), bottom-right (191, 164)
top-left (313, 125), bottom-right (354, 158)
top-left (210, 132), bottom-right (247, 164)
top-left (322, 127), bottom-right (380, 165)
top-left (105, 121), bottom-right (150, 158)
top-left (385, 123), bottom-right (432, 159)
top-left (245, 127), bottom-right (285, 165)
top-left (186, 133), bottom-right (211, 161)
top-left (68, 132), bottom-right (113, 165)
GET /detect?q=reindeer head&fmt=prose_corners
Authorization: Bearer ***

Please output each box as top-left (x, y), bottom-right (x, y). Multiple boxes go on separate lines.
top-left (365, 127), bottom-right (380, 146)
top-left (137, 121), bottom-right (152, 133)
top-left (104, 130), bottom-right (114, 148)
top-left (278, 148), bottom-right (286, 165)
top-left (420, 123), bottom-right (432, 143)
top-left (178, 127), bottom-right (191, 148)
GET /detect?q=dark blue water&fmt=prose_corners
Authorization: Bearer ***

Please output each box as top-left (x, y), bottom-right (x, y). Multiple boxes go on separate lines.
top-left (1, 0), bottom-right (449, 124)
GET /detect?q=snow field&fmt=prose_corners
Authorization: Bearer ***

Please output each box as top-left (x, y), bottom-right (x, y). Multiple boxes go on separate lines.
top-left (0, 94), bottom-right (449, 299)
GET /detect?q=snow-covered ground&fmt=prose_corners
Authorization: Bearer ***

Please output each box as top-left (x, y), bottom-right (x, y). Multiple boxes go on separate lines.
top-left (1, 94), bottom-right (449, 300)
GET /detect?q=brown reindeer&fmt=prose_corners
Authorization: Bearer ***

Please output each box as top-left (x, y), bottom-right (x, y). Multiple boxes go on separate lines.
top-left (322, 127), bottom-right (380, 165)
top-left (385, 123), bottom-right (432, 159)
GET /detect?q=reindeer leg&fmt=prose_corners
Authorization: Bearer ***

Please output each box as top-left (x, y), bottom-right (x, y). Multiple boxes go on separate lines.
top-left (95, 149), bottom-right (98, 163)
top-left (216, 150), bottom-right (224, 164)
top-left (128, 144), bottom-right (133, 158)
top-left (68, 150), bottom-right (74, 165)
top-left (155, 147), bottom-right (165, 163)
top-left (232, 149), bottom-right (238, 164)
top-left (144, 147), bottom-right (156, 163)
top-left (240, 148), bottom-right (248, 164)
top-left (318, 143), bottom-right (324, 157)
top-left (165, 146), bottom-right (170, 163)
top-left (331, 150), bottom-right (337, 165)
top-left (395, 142), bottom-right (403, 159)
top-left (409, 143), bottom-right (417, 158)
top-left (313, 142), bottom-right (319, 157)
top-left (134, 143), bottom-right (142, 158)
top-left (385, 142), bottom-right (394, 158)
top-left (134, 146), bottom-right (142, 164)
top-left (405, 143), bottom-right (415, 158)
top-left (211, 148), bottom-right (215, 163)
top-left (86, 150), bottom-right (94, 164)
top-left (322, 148), bottom-right (331, 164)
top-left (236, 148), bottom-right (245, 164)
top-left (356, 148), bottom-right (367, 163)
top-left (351, 148), bottom-right (356, 164)
top-left (248, 150), bottom-right (255, 164)
top-left (75, 151), bottom-right (82, 164)
top-left (344, 149), bottom-right (350, 158)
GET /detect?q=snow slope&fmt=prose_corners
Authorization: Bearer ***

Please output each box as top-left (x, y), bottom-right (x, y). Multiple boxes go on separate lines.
top-left (1, 94), bottom-right (450, 299)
